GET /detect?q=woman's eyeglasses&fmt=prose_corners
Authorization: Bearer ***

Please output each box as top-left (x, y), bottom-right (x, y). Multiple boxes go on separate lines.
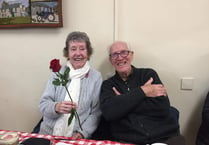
top-left (109, 50), bottom-right (132, 59)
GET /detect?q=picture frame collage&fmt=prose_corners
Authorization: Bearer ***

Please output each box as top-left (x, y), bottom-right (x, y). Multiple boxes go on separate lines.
top-left (0, 0), bottom-right (62, 28)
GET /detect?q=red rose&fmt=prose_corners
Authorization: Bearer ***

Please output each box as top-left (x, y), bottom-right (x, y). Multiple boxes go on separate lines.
top-left (49, 59), bottom-right (61, 72)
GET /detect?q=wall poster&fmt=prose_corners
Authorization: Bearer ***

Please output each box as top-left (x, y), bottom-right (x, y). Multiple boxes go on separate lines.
top-left (0, 0), bottom-right (62, 28)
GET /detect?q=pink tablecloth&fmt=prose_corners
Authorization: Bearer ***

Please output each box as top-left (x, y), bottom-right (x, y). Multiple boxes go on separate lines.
top-left (0, 130), bottom-right (133, 145)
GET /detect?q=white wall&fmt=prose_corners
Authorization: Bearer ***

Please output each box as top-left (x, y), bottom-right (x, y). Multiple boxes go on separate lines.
top-left (0, 1), bottom-right (209, 145)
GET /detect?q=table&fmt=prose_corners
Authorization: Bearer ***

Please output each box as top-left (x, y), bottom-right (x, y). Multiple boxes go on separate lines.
top-left (0, 130), bottom-right (133, 145)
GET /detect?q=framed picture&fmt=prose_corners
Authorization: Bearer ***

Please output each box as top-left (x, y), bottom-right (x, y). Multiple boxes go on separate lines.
top-left (0, 0), bottom-right (62, 28)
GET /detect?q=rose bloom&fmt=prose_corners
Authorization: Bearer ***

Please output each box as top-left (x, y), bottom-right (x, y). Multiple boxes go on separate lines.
top-left (50, 59), bottom-right (61, 72)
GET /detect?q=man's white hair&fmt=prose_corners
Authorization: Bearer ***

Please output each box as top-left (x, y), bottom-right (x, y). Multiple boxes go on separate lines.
top-left (108, 41), bottom-right (132, 55)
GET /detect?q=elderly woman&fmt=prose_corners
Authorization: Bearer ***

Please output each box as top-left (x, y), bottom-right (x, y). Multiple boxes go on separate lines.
top-left (39, 31), bottom-right (103, 139)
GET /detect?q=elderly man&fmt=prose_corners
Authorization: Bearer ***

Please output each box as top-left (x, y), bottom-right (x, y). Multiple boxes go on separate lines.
top-left (196, 91), bottom-right (209, 145)
top-left (99, 41), bottom-right (185, 145)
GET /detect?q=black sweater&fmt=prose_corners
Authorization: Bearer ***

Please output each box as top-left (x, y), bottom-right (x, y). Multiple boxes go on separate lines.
top-left (100, 66), bottom-right (179, 144)
top-left (196, 91), bottom-right (209, 145)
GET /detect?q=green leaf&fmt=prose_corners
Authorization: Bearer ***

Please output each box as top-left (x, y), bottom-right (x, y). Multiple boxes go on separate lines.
top-left (60, 67), bottom-right (70, 86)
top-left (64, 67), bottom-right (70, 80)
top-left (52, 79), bottom-right (61, 86)
top-left (59, 73), bottom-right (64, 80)
top-left (68, 109), bottom-right (75, 126)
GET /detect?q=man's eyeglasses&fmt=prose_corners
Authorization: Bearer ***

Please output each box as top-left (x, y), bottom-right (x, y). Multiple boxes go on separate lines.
top-left (109, 50), bottom-right (132, 59)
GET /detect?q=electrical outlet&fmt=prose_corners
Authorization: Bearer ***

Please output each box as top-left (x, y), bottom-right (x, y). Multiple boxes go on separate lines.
top-left (181, 77), bottom-right (194, 90)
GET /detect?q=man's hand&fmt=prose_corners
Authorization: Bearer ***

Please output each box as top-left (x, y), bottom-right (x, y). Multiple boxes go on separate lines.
top-left (112, 87), bottom-right (121, 95)
top-left (141, 77), bottom-right (167, 97)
